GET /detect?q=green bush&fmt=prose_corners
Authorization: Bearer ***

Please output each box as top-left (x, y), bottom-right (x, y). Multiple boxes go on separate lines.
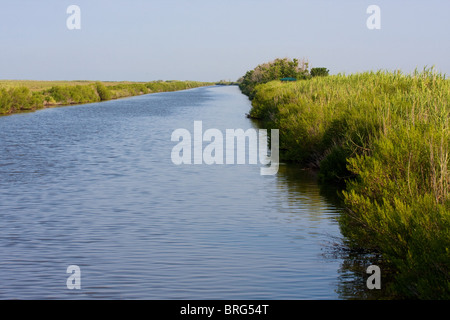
top-left (46, 85), bottom-right (100, 104)
top-left (95, 82), bottom-right (112, 101)
top-left (342, 124), bottom-right (449, 298)
top-left (0, 88), bottom-right (12, 114)
top-left (0, 86), bottom-right (46, 114)
top-left (238, 58), bottom-right (310, 99)
top-left (310, 67), bottom-right (330, 77)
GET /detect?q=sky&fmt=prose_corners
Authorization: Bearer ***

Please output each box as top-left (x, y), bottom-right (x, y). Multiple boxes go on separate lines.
top-left (0, 0), bottom-right (449, 82)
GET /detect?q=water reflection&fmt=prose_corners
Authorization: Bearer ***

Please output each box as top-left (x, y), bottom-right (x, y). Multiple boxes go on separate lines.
top-left (274, 162), bottom-right (393, 299)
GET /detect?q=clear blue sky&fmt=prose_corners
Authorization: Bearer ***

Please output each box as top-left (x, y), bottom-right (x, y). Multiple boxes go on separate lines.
top-left (0, 0), bottom-right (449, 81)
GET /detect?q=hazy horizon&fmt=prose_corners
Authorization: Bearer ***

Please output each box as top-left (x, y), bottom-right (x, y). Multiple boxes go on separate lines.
top-left (1, 0), bottom-right (449, 82)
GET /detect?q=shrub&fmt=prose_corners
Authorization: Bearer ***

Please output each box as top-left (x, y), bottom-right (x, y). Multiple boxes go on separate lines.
top-left (239, 58), bottom-right (310, 99)
top-left (310, 67), bottom-right (330, 77)
top-left (95, 82), bottom-right (112, 101)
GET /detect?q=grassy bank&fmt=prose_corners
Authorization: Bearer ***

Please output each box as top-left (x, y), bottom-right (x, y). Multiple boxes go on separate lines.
top-left (243, 69), bottom-right (449, 299)
top-left (0, 80), bottom-right (213, 115)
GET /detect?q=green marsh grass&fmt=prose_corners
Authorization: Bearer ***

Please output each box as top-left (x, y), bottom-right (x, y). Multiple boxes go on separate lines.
top-left (0, 80), bottom-right (213, 115)
top-left (248, 69), bottom-right (449, 298)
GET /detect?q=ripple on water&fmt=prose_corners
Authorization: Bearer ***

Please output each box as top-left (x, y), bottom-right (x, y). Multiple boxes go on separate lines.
top-left (0, 86), bottom-right (346, 299)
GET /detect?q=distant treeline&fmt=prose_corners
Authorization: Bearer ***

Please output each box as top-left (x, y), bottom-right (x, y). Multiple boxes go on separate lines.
top-left (0, 80), bottom-right (212, 115)
top-left (238, 58), bottom-right (329, 99)
top-left (240, 59), bottom-right (449, 299)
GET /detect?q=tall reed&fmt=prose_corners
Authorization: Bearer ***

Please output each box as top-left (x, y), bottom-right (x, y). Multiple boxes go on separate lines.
top-left (248, 69), bottom-right (449, 298)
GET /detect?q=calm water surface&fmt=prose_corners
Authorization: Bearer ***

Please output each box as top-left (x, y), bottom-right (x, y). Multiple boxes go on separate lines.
top-left (0, 86), bottom-right (360, 299)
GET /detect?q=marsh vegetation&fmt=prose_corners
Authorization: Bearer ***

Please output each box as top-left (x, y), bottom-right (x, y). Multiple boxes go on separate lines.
top-left (240, 60), bottom-right (450, 299)
top-left (0, 80), bottom-right (212, 115)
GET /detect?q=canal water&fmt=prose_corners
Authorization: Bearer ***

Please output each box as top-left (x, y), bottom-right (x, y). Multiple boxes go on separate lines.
top-left (0, 85), bottom-right (362, 299)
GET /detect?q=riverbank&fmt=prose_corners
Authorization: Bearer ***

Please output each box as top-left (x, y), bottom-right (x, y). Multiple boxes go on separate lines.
top-left (241, 69), bottom-right (449, 299)
top-left (0, 80), bottom-right (214, 115)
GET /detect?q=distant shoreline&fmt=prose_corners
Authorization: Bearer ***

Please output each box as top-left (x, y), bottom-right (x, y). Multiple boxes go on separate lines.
top-left (0, 80), bottom-right (217, 116)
